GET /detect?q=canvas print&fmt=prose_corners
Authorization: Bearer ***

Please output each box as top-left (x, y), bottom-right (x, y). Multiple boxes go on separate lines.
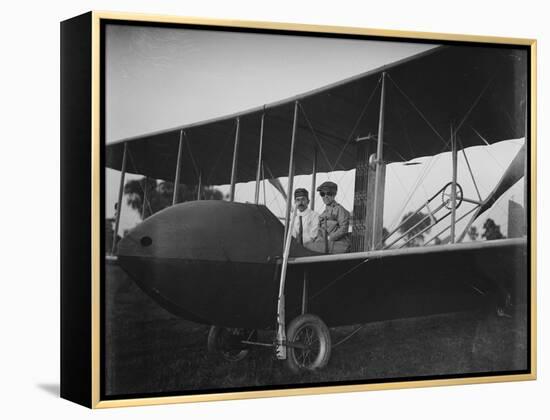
top-left (103, 21), bottom-right (530, 399)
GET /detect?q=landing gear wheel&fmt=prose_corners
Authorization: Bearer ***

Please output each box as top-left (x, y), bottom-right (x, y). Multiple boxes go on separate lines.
top-left (207, 326), bottom-right (253, 362)
top-left (286, 314), bottom-right (331, 373)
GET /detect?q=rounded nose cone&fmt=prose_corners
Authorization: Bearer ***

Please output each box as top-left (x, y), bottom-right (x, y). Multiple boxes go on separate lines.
top-left (117, 201), bottom-right (288, 263)
top-left (115, 201), bottom-right (316, 328)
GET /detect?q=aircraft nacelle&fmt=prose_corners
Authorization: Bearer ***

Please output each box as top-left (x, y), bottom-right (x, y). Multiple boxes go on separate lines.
top-left (117, 201), bottom-right (300, 263)
top-left (116, 201), bottom-right (310, 327)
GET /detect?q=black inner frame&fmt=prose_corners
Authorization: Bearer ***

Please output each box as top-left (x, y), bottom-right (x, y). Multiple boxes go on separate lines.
top-left (99, 18), bottom-right (532, 401)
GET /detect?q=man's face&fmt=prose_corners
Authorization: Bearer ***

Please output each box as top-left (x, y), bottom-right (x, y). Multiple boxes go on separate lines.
top-left (295, 196), bottom-right (309, 212)
top-left (321, 191), bottom-right (335, 206)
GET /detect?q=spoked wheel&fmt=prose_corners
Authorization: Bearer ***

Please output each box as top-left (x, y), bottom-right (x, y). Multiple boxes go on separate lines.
top-left (286, 314), bottom-right (331, 373)
top-left (441, 182), bottom-right (463, 210)
top-left (207, 326), bottom-right (255, 362)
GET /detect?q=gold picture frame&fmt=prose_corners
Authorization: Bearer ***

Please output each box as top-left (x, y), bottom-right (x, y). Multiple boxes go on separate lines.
top-left (60, 11), bottom-right (537, 409)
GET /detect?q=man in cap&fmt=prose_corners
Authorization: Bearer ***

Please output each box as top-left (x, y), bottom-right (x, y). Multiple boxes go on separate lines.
top-left (313, 181), bottom-right (351, 253)
top-left (291, 188), bottom-right (319, 247)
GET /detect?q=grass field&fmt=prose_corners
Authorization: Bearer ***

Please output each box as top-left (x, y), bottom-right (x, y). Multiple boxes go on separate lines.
top-left (104, 262), bottom-right (528, 397)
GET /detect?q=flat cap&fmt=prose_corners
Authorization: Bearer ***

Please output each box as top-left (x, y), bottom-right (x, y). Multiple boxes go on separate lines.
top-left (294, 188), bottom-right (309, 199)
top-left (317, 181), bottom-right (337, 193)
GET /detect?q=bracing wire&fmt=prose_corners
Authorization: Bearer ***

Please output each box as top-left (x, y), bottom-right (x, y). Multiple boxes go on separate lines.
top-left (330, 75), bottom-right (383, 172)
top-left (455, 79), bottom-right (493, 134)
top-left (205, 122), bottom-right (236, 186)
top-left (387, 74), bottom-right (447, 146)
top-left (457, 136), bottom-right (482, 201)
top-left (298, 103), bottom-right (333, 171)
top-left (381, 72), bottom-right (493, 235)
top-left (290, 258), bottom-right (371, 316)
top-left (298, 77), bottom-right (383, 207)
top-left (183, 131), bottom-right (200, 178)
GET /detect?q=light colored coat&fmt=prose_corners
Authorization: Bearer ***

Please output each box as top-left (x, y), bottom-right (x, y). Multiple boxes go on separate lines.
top-left (291, 207), bottom-right (320, 245)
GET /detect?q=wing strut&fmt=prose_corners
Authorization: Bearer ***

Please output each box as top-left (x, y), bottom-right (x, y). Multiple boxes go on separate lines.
top-left (112, 141), bottom-right (128, 254)
top-left (254, 110), bottom-right (265, 204)
top-left (229, 118), bottom-right (241, 202)
top-left (450, 126), bottom-right (458, 243)
top-left (371, 72), bottom-right (387, 250)
top-left (141, 177), bottom-right (148, 219)
top-left (310, 146), bottom-right (318, 211)
top-left (196, 171), bottom-right (202, 200)
top-left (172, 130), bottom-right (184, 205)
top-left (276, 207), bottom-right (298, 360)
top-left (461, 143), bottom-right (482, 201)
top-left (283, 101), bottom-right (299, 239)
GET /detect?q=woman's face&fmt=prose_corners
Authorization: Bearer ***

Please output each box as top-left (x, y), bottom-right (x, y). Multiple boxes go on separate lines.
top-left (321, 191), bottom-right (335, 206)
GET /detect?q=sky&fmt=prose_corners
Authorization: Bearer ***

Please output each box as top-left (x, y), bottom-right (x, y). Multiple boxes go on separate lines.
top-left (105, 25), bottom-right (436, 142)
top-left (105, 23), bottom-right (525, 240)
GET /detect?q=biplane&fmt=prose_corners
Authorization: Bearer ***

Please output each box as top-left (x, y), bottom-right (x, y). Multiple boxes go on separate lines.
top-left (106, 44), bottom-right (529, 373)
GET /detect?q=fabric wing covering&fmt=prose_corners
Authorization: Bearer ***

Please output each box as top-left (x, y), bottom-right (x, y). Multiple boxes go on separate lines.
top-left (478, 142), bottom-right (526, 216)
top-left (106, 44), bottom-right (528, 186)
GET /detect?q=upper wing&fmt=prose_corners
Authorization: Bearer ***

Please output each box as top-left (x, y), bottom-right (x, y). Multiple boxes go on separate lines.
top-left (106, 44), bottom-right (528, 186)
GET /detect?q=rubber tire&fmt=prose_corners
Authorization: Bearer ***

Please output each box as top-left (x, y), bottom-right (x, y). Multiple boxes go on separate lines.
top-left (207, 326), bottom-right (250, 362)
top-left (286, 314), bottom-right (331, 373)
